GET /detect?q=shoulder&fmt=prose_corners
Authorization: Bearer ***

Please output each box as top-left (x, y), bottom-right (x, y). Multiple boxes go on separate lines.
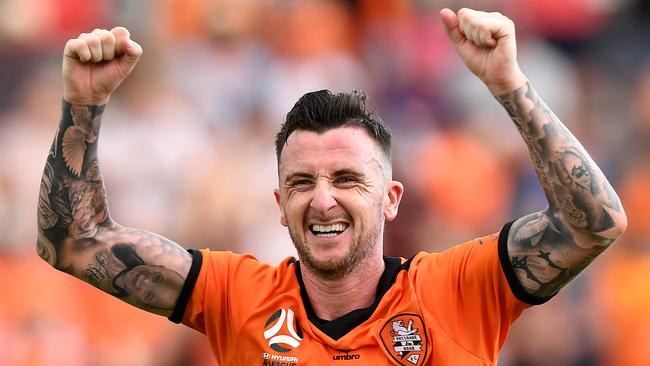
top-left (170, 249), bottom-right (299, 324)
top-left (409, 231), bottom-right (501, 273)
top-left (195, 249), bottom-right (299, 290)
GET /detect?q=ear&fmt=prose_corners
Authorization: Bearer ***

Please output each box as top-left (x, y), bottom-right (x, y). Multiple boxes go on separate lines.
top-left (274, 189), bottom-right (288, 227)
top-left (384, 180), bottom-right (404, 222)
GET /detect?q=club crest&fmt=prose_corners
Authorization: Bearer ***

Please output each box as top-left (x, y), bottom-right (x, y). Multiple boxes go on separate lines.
top-left (380, 314), bottom-right (428, 365)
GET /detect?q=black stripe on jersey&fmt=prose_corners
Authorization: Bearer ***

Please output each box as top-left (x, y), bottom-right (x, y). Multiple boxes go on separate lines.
top-left (169, 249), bottom-right (203, 323)
top-left (292, 256), bottom-right (409, 340)
top-left (498, 221), bottom-right (555, 305)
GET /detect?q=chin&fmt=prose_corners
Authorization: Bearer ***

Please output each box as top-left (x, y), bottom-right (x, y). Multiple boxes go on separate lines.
top-left (303, 244), bottom-right (366, 281)
top-left (313, 251), bottom-right (348, 268)
top-left (305, 257), bottom-right (353, 280)
top-left (290, 228), bottom-right (369, 279)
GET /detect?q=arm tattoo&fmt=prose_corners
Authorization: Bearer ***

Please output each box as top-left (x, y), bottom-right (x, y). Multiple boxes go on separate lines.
top-left (37, 100), bottom-right (191, 316)
top-left (497, 83), bottom-right (625, 297)
top-left (37, 101), bottom-right (107, 267)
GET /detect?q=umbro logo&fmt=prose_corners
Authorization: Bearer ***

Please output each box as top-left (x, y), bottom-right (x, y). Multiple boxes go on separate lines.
top-left (332, 350), bottom-right (361, 360)
top-left (264, 308), bottom-right (303, 352)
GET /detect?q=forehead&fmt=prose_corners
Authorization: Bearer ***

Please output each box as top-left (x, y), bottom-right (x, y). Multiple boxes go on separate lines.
top-left (278, 126), bottom-right (384, 176)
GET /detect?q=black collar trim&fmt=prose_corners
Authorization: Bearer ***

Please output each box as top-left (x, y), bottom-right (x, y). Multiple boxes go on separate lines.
top-left (290, 256), bottom-right (409, 340)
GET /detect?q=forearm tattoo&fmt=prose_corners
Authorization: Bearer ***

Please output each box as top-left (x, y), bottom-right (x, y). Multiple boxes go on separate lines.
top-left (37, 101), bottom-right (107, 266)
top-left (37, 100), bottom-right (190, 315)
top-left (497, 83), bottom-right (625, 297)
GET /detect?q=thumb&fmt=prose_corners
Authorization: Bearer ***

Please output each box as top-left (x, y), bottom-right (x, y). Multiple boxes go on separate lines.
top-left (123, 39), bottom-right (143, 62)
top-left (116, 38), bottom-right (142, 75)
top-left (110, 26), bottom-right (142, 69)
top-left (440, 8), bottom-right (464, 47)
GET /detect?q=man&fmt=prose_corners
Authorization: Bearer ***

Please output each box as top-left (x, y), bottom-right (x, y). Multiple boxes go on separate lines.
top-left (37, 8), bottom-right (626, 365)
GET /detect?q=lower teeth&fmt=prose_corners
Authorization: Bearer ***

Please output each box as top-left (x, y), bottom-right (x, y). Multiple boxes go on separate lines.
top-left (317, 232), bottom-right (339, 237)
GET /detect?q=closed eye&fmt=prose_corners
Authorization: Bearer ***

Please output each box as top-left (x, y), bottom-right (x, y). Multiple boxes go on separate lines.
top-left (287, 179), bottom-right (315, 191)
top-left (295, 179), bottom-right (313, 185)
top-left (334, 176), bottom-right (357, 185)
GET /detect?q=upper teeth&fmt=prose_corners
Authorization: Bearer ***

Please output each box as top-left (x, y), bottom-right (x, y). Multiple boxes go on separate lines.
top-left (312, 224), bottom-right (347, 233)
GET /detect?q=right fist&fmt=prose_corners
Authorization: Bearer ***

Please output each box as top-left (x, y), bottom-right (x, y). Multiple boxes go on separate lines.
top-left (63, 27), bottom-right (142, 105)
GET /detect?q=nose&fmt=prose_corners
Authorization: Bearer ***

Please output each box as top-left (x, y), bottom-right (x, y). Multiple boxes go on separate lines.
top-left (310, 182), bottom-right (337, 213)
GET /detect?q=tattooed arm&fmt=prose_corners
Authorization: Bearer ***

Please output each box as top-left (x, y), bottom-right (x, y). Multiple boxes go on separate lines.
top-left (37, 28), bottom-right (191, 316)
top-left (441, 8), bottom-right (626, 297)
top-left (497, 84), bottom-right (626, 296)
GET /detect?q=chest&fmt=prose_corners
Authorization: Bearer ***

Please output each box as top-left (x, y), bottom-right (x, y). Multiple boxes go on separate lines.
top-left (218, 302), bottom-right (490, 365)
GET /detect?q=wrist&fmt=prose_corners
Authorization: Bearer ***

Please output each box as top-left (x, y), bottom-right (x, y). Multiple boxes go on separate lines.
top-left (486, 70), bottom-right (528, 97)
top-left (62, 95), bottom-right (110, 106)
top-left (63, 87), bottom-right (111, 106)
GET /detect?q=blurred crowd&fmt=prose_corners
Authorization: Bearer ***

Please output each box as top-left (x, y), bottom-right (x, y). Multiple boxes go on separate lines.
top-left (1, 0), bottom-right (649, 365)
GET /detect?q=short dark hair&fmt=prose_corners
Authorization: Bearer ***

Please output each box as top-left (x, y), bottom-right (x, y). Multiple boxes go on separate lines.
top-left (275, 90), bottom-right (391, 163)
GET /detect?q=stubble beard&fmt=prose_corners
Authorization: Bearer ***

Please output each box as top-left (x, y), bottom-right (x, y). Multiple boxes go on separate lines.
top-left (288, 210), bottom-right (384, 281)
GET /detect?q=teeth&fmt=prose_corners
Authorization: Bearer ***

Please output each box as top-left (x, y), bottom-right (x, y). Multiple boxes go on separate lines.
top-left (311, 223), bottom-right (347, 233)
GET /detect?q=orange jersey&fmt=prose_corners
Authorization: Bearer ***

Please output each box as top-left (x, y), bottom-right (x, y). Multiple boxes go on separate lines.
top-left (170, 222), bottom-right (550, 365)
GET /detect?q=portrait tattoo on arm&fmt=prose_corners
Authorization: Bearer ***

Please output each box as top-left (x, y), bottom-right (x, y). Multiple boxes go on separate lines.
top-left (496, 83), bottom-right (625, 297)
top-left (37, 100), bottom-right (191, 316)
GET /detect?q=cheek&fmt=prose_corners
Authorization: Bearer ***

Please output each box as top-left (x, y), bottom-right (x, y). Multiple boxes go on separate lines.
top-left (284, 195), bottom-right (309, 222)
top-left (351, 187), bottom-right (383, 209)
top-left (151, 279), bottom-right (180, 307)
top-left (152, 291), bottom-right (174, 309)
top-left (336, 190), bottom-right (382, 222)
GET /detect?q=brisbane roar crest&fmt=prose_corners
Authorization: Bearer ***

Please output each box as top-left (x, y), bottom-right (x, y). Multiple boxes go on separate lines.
top-left (380, 314), bottom-right (428, 365)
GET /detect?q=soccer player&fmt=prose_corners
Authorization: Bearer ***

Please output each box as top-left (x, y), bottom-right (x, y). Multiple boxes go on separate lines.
top-left (37, 8), bottom-right (626, 365)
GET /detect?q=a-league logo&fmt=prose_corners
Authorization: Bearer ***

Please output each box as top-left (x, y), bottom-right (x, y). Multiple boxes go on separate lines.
top-left (263, 308), bottom-right (303, 352)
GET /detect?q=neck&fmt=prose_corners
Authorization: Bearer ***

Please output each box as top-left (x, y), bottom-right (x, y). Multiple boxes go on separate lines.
top-left (301, 254), bottom-right (385, 321)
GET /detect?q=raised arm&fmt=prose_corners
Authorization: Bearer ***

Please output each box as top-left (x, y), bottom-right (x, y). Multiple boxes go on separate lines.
top-left (440, 9), bottom-right (627, 297)
top-left (37, 28), bottom-right (191, 316)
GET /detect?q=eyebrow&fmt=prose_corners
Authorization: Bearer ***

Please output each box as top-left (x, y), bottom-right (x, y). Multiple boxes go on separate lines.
top-left (332, 169), bottom-right (363, 177)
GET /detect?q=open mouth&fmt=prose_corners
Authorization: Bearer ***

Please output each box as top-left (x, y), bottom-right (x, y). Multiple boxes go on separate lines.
top-left (309, 223), bottom-right (349, 238)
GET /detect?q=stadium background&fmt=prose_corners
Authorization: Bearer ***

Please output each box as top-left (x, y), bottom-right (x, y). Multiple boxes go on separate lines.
top-left (1, 0), bottom-right (649, 365)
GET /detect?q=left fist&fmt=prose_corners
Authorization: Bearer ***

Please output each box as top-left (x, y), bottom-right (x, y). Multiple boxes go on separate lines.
top-left (440, 8), bottom-right (527, 96)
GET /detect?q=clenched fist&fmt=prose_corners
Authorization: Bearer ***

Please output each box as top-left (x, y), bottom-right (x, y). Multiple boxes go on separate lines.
top-left (63, 27), bottom-right (142, 105)
top-left (440, 8), bottom-right (527, 96)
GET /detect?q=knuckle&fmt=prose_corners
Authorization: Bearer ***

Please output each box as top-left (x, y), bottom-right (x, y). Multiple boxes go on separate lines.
top-left (88, 34), bottom-right (101, 46)
top-left (99, 32), bottom-right (115, 44)
top-left (80, 33), bottom-right (99, 44)
top-left (111, 26), bottom-right (130, 38)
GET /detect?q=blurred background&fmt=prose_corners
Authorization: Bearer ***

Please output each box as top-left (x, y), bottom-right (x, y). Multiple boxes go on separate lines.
top-left (1, 0), bottom-right (649, 365)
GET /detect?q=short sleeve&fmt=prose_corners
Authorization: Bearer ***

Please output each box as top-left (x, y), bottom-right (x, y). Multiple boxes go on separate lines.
top-left (169, 249), bottom-right (203, 325)
top-left (168, 249), bottom-right (281, 363)
top-left (410, 223), bottom-right (539, 362)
